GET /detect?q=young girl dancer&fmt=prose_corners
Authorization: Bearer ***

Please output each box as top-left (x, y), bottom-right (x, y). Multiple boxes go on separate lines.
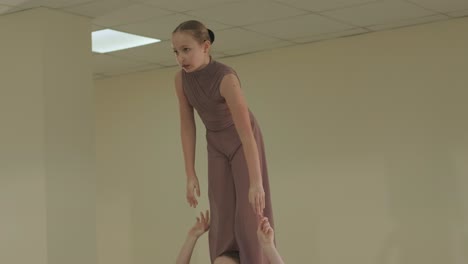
top-left (172, 20), bottom-right (275, 263)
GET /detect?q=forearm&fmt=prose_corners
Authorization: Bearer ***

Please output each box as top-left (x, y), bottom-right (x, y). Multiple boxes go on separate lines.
top-left (176, 235), bottom-right (198, 264)
top-left (180, 118), bottom-right (196, 178)
top-left (263, 245), bottom-right (285, 264)
top-left (241, 136), bottom-right (263, 186)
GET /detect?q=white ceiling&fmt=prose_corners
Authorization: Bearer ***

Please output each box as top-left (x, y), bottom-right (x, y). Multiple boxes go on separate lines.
top-left (1, 0), bottom-right (467, 79)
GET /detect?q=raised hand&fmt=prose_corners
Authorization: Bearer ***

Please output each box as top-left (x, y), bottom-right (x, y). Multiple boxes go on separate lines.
top-left (188, 210), bottom-right (210, 238)
top-left (257, 217), bottom-right (274, 248)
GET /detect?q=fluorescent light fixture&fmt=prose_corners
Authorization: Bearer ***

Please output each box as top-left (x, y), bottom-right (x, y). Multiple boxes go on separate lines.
top-left (92, 29), bottom-right (160, 53)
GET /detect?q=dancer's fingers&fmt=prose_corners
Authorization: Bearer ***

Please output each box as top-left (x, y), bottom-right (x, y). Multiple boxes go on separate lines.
top-left (200, 212), bottom-right (205, 222)
top-left (263, 221), bottom-right (269, 233)
top-left (267, 227), bottom-right (273, 236)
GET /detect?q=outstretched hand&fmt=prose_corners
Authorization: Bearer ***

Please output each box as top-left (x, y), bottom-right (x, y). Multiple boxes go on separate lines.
top-left (188, 210), bottom-right (210, 239)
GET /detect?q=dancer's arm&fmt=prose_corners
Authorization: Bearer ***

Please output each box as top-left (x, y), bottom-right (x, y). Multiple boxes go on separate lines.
top-left (263, 245), bottom-right (284, 264)
top-left (220, 74), bottom-right (265, 216)
top-left (175, 71), bottom-right (200, 208)
top-left (176, 210), bottom-right (210, 264)
top-left (257, 217), bottom-right (285, 264)
top-left (176, 235), bottom-right (198, 264)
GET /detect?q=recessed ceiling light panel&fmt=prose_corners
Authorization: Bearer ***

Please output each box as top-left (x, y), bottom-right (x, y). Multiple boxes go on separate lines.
top-left (92, 29), bottom-right (160, 53)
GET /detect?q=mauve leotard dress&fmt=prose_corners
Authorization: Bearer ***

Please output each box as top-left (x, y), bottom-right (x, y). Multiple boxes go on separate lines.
top-left (181, 58), bottom-right (275, 264)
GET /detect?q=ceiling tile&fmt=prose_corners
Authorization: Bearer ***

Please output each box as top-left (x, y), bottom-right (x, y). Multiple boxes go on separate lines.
top-left (244, 14), bottom-right (354, 40)
top-left (446, 8), bottom-right (468, 17)
top-left (222, 41), bottom-right (293, 56)
top-left (212, 27), bottom-right (292, 56)
top-left (0, 6), bottom-right (21, 14)
top-left (134, 0), bottom-right (240, 12)
top-left (8, 0), bottom-right (454, 77)
top-left (0, 0), bottom-right (28, 6)
top-left (292, 27), bottom-right (369, 44)
top-left (110, 41), bottom-right (174, 64)
top-left (274, 0), bottom-right (378, 12)
top-left (9, 0), bottom-right (93, 9)
top-left (93, 53), bottom-right (150, 74)
top-left (322, 0), bottom-right (436, 27)
top-left (0, 4), bottom-right (13, 13)
top-left (368, 14), bottom-right (449, 31)
top-left (37, 0), bottom-right (93, 8)
top-left (92, 3), bottom-right (173, 27)
top-left (187, 1), bottom-right (307, 26)
top-left (91, 24), bottom-right (104, 31)
top-left (114, 13), bottom-right (231, 41)
top-left (64, 0), bottom-right (134, 17)
top-left (0, 0), bottom-right (95, 15)
top-left (407, 0), bottom-right (468, 13)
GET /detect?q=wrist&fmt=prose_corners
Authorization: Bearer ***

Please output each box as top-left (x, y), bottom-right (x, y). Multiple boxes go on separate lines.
top-left (186, 171), bottom-right (197, 179)
top-left (261, 243), bottom-right (276, 252)
top-left (187, 233), bottom-right (199, 241)
top-left (250, 180), bottom-right (263, 188)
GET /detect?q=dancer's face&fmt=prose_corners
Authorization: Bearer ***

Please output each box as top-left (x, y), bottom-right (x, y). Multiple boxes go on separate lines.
top-left (172, 32), bottom-right (210, 73)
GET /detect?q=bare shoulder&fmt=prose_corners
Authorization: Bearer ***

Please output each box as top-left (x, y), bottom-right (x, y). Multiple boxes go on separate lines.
top-left (220, 73), bottom-right (241, 97)
top-left (221, 73), bottom-right (239, 83)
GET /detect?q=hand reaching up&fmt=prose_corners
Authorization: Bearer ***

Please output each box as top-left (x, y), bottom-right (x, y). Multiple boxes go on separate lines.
top-left (257, 217), bottom-right (285, 264)
top-left (257, 217), bottom-right (274, 248)
top-left (188, 210), bottom-right (210, 239)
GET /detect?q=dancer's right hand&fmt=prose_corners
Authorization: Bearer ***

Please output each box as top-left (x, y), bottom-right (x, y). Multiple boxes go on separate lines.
top-left (186, 175), bottom-right (200, 208)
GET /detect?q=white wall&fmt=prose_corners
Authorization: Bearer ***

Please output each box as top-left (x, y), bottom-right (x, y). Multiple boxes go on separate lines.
top-left (0, 8), bottom-right (96, 264)
top-left (95, 17), bottom-right (468, 264)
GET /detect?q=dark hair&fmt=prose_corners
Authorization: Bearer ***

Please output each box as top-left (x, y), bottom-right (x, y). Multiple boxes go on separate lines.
top-left (172, 20), bottom-right (215, 44)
